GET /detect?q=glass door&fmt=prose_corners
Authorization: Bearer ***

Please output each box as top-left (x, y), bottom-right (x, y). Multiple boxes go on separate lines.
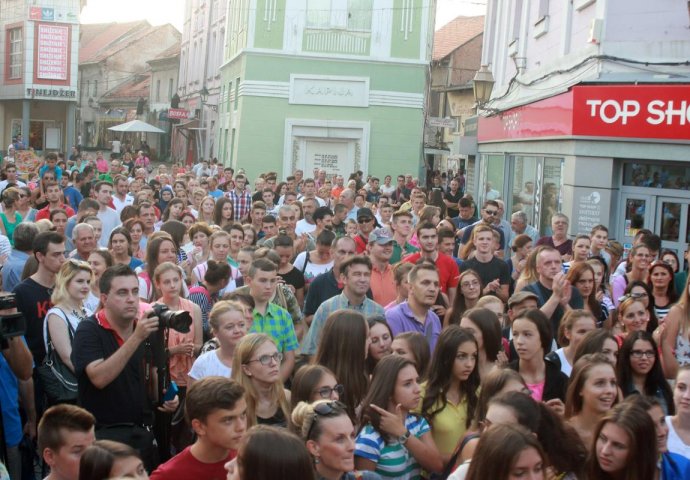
top-left (656, 198), bottom-right (690, 260)
top-left (619, 193), bottom-right (654, 253)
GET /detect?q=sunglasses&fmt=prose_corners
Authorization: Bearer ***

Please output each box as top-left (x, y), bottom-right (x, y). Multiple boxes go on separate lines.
top-left (358, 217), bottom-right (373, 224)
top-left (484, 210), bottom-right (498, 216)
top-left (306, 401), bottom-right (344, 440)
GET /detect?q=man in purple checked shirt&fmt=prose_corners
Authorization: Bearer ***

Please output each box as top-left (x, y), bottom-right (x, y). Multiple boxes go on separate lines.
top-left (385, 263), bottom-right (442, 353)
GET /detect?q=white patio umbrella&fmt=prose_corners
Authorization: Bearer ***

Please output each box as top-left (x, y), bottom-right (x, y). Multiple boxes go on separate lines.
top-left (108, 119), bottom-right (165, 133)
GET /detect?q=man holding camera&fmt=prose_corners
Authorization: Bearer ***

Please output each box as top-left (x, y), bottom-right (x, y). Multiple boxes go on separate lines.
top-left (71, 265), bottom-right (178, 470)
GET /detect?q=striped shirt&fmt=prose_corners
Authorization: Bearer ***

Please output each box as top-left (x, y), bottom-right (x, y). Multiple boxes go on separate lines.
top-left (355, 414), bottom-right (431, 479)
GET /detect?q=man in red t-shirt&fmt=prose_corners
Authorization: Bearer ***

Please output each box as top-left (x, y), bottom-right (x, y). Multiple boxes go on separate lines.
top-left (353, 207), bottom-right (379, 254)
top-left (403, 221), bottom-right (459, 304)
top-left (150, 377), bottom-right (247, 479)
top-left (35, 182), bottom-right (75, 220)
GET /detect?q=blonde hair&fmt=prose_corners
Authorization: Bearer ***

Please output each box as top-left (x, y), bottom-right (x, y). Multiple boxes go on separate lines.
top-left (52, 260), bottom-right (93, 306)
top-left (153, 261), bottom-right (184, 297)
top-left (476, 295), bottom-right (503, 310)
top-left (232, 333), bottom-right (291, 428)
top-left (209, 300), bottom-right (247, 331)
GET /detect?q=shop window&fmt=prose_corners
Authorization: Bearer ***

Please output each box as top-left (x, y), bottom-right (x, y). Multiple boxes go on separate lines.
top-left (510, 156), bottom-right (539, 224)
top-left (8, 27), bottom-right (22, 79)
top-left (481, 155), bottom-right (505, 206)
top-left (539, 157), bottom-right (563, 235)
top-left (660, 201), bottom-right (682, 242)
top-left (623, 161), bottom-right (690, 190)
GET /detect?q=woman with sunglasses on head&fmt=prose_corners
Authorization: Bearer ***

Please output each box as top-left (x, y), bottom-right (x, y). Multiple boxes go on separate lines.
top-left (355, 355), bottom-right (443, 479)
top-left (613, 243), bottom-right (652, 307)
top-left (366, 316), bottom-right (393, 375)
top-left (622, 280), bottom-right (660, 334)
top-left (617, 330), bottom-right (674, 414)
top-left (232, 333), bottom-right (291, 428)
top-left (293, 400), bottom-right (382, 480)
top-left (585, 401), bottom-right (658, 480)
top-left (291, 365), bottom-right (344, 411)
top-left (420, 326), bottom-right (480, 463)
top-left (314, 311), bottom-right (370, 419)
top-left (648, 260), bottom-right (678, 322)
top-left (565, 354), bottom-right (619, 449)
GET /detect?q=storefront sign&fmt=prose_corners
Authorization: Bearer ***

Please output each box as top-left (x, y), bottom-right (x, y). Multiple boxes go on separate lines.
top-left (573, 85), bottom-right (690, 140)
top-left (290, 75), bottom-right (369, 107)
top-left (29, 6), bottom-right (79, 23)
top-left (478, 85), bottom-right (690, 142)
top-left (36, 24), bottom-right (69, 80)
top-left (27, 88), bottom-right (76, 98)
top-left (428, 117), bottom-right (457, 129)
top-left (168, 108), bottom-right (191, 120)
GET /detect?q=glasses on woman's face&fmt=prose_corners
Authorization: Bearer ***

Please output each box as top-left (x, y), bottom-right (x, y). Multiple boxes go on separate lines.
top-left (461, 280), bottom-right (480, 289)
top-left (244, 352), bottom-right (283, 366)
top-left (315, 384), bottom-right (345, 399)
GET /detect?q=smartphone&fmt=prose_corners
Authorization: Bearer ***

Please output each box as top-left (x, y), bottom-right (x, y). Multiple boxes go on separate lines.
top-left (163, 381), bottom-right (179, 402)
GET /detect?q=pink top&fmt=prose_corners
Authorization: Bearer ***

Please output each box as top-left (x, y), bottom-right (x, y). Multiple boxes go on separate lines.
top-left (166, 297), bottom-right (197, 387)
top-left (526, 381), bottom-right (545, 402)
top-left (96, 158), bottom-right (109, 173)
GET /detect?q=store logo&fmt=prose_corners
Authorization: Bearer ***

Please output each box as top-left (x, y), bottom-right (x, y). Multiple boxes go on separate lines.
top-left (586, 99), bottom-right (690, 126)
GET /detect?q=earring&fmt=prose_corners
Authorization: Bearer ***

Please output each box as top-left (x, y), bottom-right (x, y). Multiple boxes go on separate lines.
top-left (314, 457), bottom-right (320, 464)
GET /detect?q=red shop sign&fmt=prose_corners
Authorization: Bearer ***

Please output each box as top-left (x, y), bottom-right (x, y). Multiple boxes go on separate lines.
top-left (572, 85), bottom-right (690, 140)
top-left (478, 85), bottom-right (690, 142)
top-left (168, 108), bottom-right (191, 120)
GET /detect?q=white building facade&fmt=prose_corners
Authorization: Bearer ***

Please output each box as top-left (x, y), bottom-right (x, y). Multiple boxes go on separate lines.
top-left (475, 0), bottom-right (690, 257)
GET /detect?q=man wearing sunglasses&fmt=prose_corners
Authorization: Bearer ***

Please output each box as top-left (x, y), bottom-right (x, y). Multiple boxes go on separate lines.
top-left (460, 200), bottom-right (506, 255)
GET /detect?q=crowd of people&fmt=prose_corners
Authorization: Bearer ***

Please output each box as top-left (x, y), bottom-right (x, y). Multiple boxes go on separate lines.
top-left (1, 149), bottom-right (690, 480)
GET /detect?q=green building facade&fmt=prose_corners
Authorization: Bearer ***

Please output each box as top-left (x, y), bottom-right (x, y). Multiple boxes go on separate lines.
top-left (217, 0), bottom-right (436, 180)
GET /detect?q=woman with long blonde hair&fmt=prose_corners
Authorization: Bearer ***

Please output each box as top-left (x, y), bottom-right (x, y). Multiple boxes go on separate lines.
top-left (42, 260), bottom-right (94, 405)
top-left (197, 196), bottom-right (216, 225)
top-left (232, 333), bottom-right (291, 428)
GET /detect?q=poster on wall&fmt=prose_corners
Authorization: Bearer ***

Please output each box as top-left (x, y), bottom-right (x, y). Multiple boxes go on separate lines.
top-left (304, 140), bottom-right (352, 179)
top-left (15, 150), bottom-right (41, 178)
top-left (36, 24), bottom-right (69, 80)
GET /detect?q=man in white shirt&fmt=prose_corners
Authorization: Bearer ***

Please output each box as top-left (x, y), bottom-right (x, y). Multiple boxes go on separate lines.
top-left (111, 175), bottom-right (134, 215)
top-left (94, 181), bottom-right (120, 246)
top-left (0, 163), bottom-right (26, 190)
top-left (110, 137), bottom-right (122, 158)
top-left (295, 198), bottom-right (318, 236)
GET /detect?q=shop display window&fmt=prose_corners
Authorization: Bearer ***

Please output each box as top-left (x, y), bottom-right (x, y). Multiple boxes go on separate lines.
top-left (623, 161), bottom-right (690, 190)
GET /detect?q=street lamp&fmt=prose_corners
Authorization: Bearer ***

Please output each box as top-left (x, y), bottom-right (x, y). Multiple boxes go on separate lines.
top-left (472, 65), bottom-right (495, 106)
top-left (200, 86), bottom-right (209, 105)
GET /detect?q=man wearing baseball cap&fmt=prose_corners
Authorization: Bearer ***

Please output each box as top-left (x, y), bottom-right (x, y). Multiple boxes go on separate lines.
top-left (353, 207), bottom-right (380, 254)
top-left (368, 227), bottom-right (396, 306)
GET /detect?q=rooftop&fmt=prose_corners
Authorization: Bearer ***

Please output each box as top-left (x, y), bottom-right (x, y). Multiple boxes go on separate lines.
top-left (433, 15), bottom-right (485, 62)
top-left (79, 20), bottom-right (151, 64)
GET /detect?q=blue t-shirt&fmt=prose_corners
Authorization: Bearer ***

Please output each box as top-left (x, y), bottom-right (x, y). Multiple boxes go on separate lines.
top-left (129, 257), bottom-right (144, 270)
top-left (0, 347), bottom-right (23, 448)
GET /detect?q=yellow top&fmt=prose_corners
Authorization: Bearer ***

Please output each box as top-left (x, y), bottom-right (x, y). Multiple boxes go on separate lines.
top-left (418, 384), bottom-right (469, 456)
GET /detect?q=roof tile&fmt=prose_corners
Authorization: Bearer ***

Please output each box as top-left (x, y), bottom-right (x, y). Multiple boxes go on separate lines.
top-left (433, 15), bottom-right (485, 61)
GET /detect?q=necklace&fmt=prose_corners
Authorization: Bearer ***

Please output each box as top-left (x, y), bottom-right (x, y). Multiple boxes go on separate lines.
top-left (69, 305), bottom-right (88, 322)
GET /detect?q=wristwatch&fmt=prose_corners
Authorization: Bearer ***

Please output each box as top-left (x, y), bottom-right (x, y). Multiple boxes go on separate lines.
top-left (397, 429), bottom-right (411, 444)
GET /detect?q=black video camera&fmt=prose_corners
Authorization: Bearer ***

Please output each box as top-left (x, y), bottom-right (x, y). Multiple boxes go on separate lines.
top-left (149, 304), bottom-right (192, 334)
top-left (0, 294), bottom-right (26, 349)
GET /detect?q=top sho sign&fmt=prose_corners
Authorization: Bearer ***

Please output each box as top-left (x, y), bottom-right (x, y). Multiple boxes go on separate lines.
top-left (573, 85), bottom-right (690, 140)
